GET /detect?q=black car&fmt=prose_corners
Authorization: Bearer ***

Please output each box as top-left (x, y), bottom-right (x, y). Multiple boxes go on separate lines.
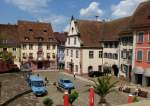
top-left (88, 71), bottom-right (103, 77)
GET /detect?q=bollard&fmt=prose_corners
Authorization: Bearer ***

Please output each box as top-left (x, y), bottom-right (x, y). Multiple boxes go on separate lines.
top-left (89, 86), bottom-right (94, 106)
top-left (64, 90), bottom-right (69, 106)
top-left (128, 94), bottom-right (133, 103)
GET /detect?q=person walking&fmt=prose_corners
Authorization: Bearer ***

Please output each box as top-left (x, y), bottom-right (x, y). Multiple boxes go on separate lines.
top-left (73, 71), bottom-right (76, 80)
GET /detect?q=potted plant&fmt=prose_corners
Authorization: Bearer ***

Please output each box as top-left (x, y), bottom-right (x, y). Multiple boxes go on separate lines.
top-left (69, 90), bottom-right (79, 106)
top-left (88, 76), bottom-right (118, 106)
top-left (43, 97), bottom-right (53, 106)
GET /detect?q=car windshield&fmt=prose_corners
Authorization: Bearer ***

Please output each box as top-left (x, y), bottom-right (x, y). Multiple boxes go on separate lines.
top-left (32, 81), bottom-right (44, 87)
top-left (63, 80), bottom-right (71, 83)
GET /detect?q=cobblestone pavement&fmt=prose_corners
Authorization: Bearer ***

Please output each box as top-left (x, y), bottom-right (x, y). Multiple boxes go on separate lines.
top-left (0, 72), bottom-right (41, 106)
top-left (34, 71), bottom-right (138, 106)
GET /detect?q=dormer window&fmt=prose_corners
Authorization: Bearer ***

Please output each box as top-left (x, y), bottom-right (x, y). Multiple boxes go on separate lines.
top-left (43, 30), bottom-right (47, 32)
top-left (49, 38), bottom-right (53, 42)
top-left (25, 37), bottom-right (29, 41)
top-left (29, 29), bottom-right (33, 31)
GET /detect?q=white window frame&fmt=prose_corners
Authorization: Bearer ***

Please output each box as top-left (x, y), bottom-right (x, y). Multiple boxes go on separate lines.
top-left (136, 49), bottom-right (143, 61)
top-left (147, 50), bottom-right (150, 62)
top-left (137, 31), bottom-right (144, 43)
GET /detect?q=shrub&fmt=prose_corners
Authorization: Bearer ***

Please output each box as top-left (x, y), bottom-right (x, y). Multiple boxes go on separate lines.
top-left (133, 96), bottom-right (140, 102)
top-left (43, 97), bottom-right (53, 106)
top-left (69, 91), bottom-right (79, 105)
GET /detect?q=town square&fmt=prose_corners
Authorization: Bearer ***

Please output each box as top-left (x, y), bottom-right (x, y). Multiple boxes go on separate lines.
top-left (1, 0), bottom-right (150, 106)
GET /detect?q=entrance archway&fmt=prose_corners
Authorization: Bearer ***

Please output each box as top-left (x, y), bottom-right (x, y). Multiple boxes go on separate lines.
top-left (112, 64), bottom-right (119, 77)
top-left (37, 61), bottom-right (43, 69)
top-left (88, 66), bottom-right (93, 72)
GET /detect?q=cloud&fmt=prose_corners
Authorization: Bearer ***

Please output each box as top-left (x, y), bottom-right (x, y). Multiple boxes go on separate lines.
top-left (39, 15), bottom-right (69, 32)
top-left (111, 0), bottom-right (147, 18)
top-left (5, 0), bottom-right (51, 14)
top-left (80, 2), bottom-right (103, 18)
top-left (64, 24), bottom-right (70, 32)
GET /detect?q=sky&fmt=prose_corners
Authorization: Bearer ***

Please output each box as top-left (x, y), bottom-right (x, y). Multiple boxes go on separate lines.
top-left (0, 0), bottom-right (148, 32)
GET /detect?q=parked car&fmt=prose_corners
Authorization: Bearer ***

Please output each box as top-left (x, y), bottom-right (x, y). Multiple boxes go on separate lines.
top-left (27, 75), bottom-right (47, 96)
top-left (57, 78), bottom-right (75, 90)
top-left (88, 71), bottom-right (103, 77)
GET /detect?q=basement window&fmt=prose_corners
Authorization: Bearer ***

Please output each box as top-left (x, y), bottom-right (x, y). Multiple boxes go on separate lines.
top-left (43, 30), bottom-right (47, 32)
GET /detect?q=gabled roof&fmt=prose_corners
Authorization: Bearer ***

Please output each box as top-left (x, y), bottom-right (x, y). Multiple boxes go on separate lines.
top-left (18, 20), bottom-right (56, 43)
top-left (75, 20), bottom-right (103, 48)
top-left (0, 24), bottom-right (19, 46)
top-left (101, 16), bottom-right (131, 41)
top-left (54, 32), bottom-right (67, 45)
top-left (129, 1), bottom-right (150, 28)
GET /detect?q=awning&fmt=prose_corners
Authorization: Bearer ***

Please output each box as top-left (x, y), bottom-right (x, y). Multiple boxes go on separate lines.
top-left (133, 67), bottom-right (144, 74)
top-left (143, 68), bottom-right (150, 77)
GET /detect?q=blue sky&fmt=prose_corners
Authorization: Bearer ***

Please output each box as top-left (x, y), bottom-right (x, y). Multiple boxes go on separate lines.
top-left (0, 0), bottom-right (147, 32)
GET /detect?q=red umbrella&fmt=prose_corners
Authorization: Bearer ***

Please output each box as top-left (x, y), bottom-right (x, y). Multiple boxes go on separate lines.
top-left (64, 90), bottom-right (69, 106)
top-left (89, 86), bottom-right (94, 106)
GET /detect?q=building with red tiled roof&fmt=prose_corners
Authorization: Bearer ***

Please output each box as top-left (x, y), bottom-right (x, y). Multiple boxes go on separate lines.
top-left (0, 20), bottom-right (59, 70)
top-left (65, 17), bottom-right (103, 74)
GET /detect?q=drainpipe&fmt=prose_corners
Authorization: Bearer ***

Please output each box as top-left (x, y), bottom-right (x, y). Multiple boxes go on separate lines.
top-left (0, 82), bottom-right (1, 97)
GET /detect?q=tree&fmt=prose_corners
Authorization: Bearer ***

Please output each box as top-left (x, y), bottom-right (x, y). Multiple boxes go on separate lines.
top-left (89, 76), bottom-right (118, 105)
top-left (43, 97), bottom-right (53, 106)
top-left (1, 51), bottom-right (13, 64)
top-left (69, 90), bottom-right (79, 106)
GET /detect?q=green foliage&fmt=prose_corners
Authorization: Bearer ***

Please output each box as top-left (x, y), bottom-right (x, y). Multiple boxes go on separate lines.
top-left (43, 97), bottom-right (53, 106)
top-left (133, 96), bottom-right (140, 102)
top-left (1, 51), bottom-right (13, 63)
top-left (88, 76), bottom-right (118, 103)
top-left (69, 91), bottom-right (79, 105)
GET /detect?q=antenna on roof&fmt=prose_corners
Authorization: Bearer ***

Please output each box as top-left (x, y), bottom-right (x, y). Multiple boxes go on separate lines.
top-left (95, 15), bottom-right (99, 21)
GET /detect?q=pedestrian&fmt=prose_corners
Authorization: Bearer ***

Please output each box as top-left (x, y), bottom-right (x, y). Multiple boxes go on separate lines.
top-left (73, 71), bottom-right (76, 80)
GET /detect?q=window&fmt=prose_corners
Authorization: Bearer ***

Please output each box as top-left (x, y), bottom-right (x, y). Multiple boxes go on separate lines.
top-left (23, 44), bottom-right (27, 50)
top-left (71, 50), bottom-right (73, 57)
top-left (43, 30), bottom-right (47, 32)
top-left (72, 27), bottom-right (74, 32)
top-left (74, 37), bottom-right (77, 45)
top-left (98, 65), bottom-right (102, 71)
top-left (99, 51), bottom-right (103, 58)
top-left (23, 53), bottom-right (27, 59)
top-left (29, 53), bottom-right (33, 59)
top-left (25, 37), bottom-right (29, 41)
top-left (147, 50), bottom-right (150, 62)
top-left (52, 53), bottom-right (55, 59)
top-left (76, 50), bottom-right (79, 58)
top-left (75, 65), bottom-right (78, 72)
top-left (121, 49), bottom-right (127, 59)
top-left (29, 44), bottom-right (33, 50)
top-left (52, 45), bottom-right (56, 49)
top-left (136, 50), bottom-right (143, 61)
top-left (66, 49), bottom-right (69, 56)
top-left (47, 44), bottom-right (50, 50)
top-left (13, 48), bottom-right (16, 51)
top-left (137, 32), bottom-right (144, 43)
top-left (104, 53), bottom-right (107, 58)
top-left (29, 29), bottom-right (33, 31)
top-left (113, 54), bottom-right (118, 60)
top-left (47, 53), bottom-right (50, 59)
top-left (49, 38), bottom-right (53, 42)
top-left (68, 38), bottom-right (70, 45)
top-left (148, 32), bottom-right (150, 42)
top-left (89, 51), bottom-right (94, 59)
